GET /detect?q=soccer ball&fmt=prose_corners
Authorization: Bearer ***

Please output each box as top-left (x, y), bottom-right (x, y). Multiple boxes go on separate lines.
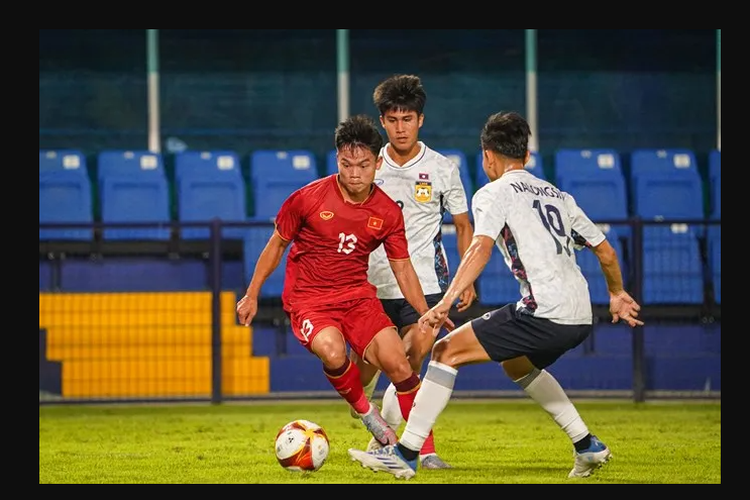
top-left (274, 419), bottom-right (330, 472)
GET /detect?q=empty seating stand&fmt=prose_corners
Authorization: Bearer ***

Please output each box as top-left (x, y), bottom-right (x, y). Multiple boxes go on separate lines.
top-left (97, 150), bottom-right (170, 240)
top-left (174, 150), bottom-right (247, 240)
top-left (554, 148), bottom-right (630, 240)
top-left (249, 150), bottom-right (317, 221)
top-left (629, 149), bottom-right (701, 216)
top-left (630, 149), bottom-right (705, 305)
top-left (642, 225), bottom-right (704, 304)
top-left (39, 149), bottom-right (93, 241)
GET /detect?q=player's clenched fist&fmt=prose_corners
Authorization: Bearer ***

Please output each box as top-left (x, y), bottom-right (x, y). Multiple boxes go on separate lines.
top-left (236, 295), bottom-right (258, 327)
top-left (418, 300), bottom-right (453, 335)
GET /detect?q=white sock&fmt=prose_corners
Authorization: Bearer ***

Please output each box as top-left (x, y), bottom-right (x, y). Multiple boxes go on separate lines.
top-left (400, 361), bottom-right (457, 453)
top-left (517, 368), bottom-right (589, 444)
top-left (381, 382), bottom-right (402, 430)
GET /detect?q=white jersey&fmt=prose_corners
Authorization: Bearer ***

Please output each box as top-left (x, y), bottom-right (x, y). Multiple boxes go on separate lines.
top-left (368, 142), bottom-right (470, 299)
top-left (472, 169), bottom-right (606, 325)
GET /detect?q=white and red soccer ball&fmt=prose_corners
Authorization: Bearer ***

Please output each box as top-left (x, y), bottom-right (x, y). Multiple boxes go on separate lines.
top-left (274, 419), bottom-right (330, 472)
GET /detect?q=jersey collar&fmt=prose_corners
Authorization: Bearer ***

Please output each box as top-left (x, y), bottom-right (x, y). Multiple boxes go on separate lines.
top-left (381, 141), bottom-right (427, 170)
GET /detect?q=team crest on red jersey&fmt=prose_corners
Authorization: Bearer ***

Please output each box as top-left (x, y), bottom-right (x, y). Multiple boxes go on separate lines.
top-left (367, 216), bottom-right (384, 230)
top-left (319, 211), bottom-right (334, 220)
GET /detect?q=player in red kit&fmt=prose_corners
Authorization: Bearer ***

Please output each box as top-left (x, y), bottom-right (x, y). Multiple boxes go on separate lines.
top-left (236, 114), bottom-right (453, 447)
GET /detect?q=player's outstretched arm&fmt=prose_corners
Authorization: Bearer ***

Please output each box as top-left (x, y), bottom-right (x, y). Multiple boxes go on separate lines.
top-left (236, 231), bottom-right (290, 326)
top-left (590, 239), bottom-right (644, 328)
top-left (442, 235), bottom-right (493, 309)
top-left (420, 235), bottom-right (493, 334)
top-left (453, 212), bottom-right (478, 312)
top-left (390, 258), bottom-right (455, 333)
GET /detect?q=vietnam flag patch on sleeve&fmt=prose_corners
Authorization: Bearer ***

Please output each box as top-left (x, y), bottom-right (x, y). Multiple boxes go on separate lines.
top-left (367, 216), bottom-right (384, 230)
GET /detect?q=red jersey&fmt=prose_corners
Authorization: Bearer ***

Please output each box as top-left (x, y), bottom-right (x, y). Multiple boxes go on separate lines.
top-left (275, 175), bottom-right (410, 311)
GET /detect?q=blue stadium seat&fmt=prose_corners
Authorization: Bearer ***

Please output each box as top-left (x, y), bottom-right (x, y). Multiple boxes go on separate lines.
top-left (243, 227), bottom-right (288, 298)
top-left (554, 148), bottom-right (622, 179)
top-left (633, 171), bottom-right (704, 221)
top-left (630, 149), bottom-right (701, 217)
top-left (557, 173), bottom-right (628, 222)
top-left (630, 148), bottom-right (698, 180)
top-left (39, 149), bottom-right (87, 174)
top-left (642, 225), bottom-right (704, 304)
top-left (557, 170), bottom-right (630, 240)
top-left (475, 150), bottom-right (545, 189)
top-left (174, 150), bottom-right (247, 239)
top-left (97, 150), bottom-right (165, 186)
top-left (177, 175), bottom-right (247, 240)
top-left (251, 149), bottom-right (316, 180)
top-left (174, 150), bottom-right (241, 181)
top-left (100, 175), bottom-right (171, 240)
top-left (97, 150), bottom-right (170, 240)
top-left (249, 150), bottom-right (318, 221)
top-left (39, 170), bottom-right (93, 241)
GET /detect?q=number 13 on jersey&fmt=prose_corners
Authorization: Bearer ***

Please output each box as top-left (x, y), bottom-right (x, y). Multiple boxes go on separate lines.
top-left (337, 232), bottom-right (358, 255)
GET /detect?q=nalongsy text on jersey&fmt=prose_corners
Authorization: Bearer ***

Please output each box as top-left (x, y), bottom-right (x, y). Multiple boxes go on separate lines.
top-left (509, 181), bottom-right (565, 200)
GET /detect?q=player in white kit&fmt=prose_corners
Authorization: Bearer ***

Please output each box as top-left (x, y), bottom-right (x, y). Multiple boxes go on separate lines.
top-left (347, 74), bottom-right (476, 469)
top-left (348, 111), bottom-right (644, 480)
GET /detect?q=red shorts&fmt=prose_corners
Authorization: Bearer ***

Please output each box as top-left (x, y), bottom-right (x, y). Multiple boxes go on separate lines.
top-left (287, 297), bottom-right (396, 358)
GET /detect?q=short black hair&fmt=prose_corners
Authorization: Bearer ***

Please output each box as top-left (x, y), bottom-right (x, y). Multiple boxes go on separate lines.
top-left (480, 111), bottom-right (531, 161)
top-left (334, 114), bottom-right (384, 158)
top-left (373, 74), bottom-right (426, 116)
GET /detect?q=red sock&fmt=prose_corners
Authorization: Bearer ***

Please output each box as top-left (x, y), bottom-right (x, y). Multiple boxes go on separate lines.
top-left (324, 359), bottom-right (370, 414)
top-left (394, 373), bottom-right (436, 456)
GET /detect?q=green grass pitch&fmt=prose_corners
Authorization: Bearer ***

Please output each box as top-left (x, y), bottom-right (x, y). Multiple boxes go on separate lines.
top-left (39, 399), bottom-right (720, 484)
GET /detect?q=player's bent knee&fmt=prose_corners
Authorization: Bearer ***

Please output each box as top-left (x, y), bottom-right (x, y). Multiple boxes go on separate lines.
top-left (317, 349), bottom-right (349, 369)
top-left (379, 355), bottom-right (414, 383)
top-left (501, 356), bottom-right (536, 381)
top-left (310, 335), bottom-right (348, 368)
top-left (430, 339), bottom-right (466, 369)
top-left (430, 338), bottom-right (452, 365)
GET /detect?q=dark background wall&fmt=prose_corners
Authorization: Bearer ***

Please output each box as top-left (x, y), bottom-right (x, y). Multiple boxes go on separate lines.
top-left (39, 29), bottom-right (718, 164)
